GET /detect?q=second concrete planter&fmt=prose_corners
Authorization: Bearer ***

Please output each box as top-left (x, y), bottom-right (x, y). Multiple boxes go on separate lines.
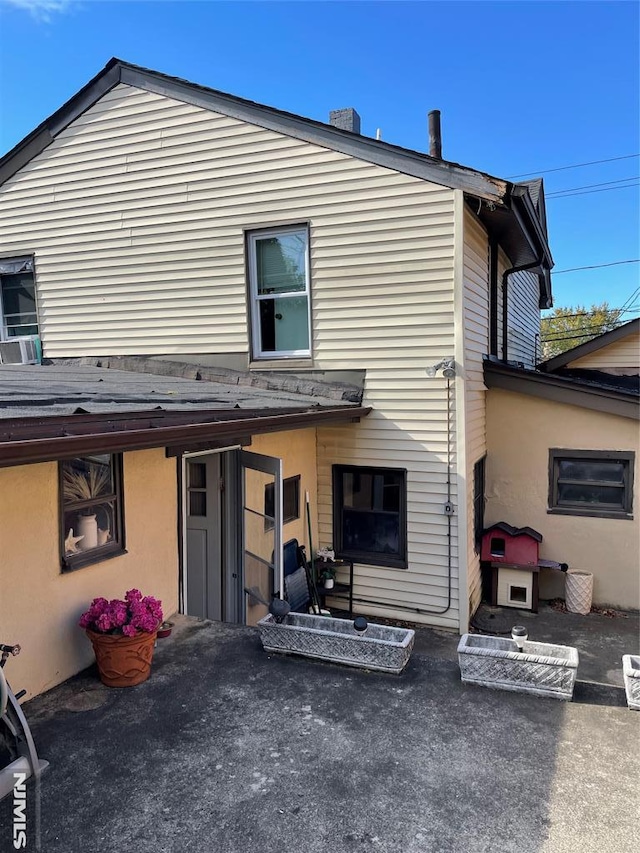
top-left (458, 633), bottom-right (578, 700)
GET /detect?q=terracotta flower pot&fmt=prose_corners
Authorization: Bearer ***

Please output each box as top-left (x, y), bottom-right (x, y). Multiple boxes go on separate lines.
top-left (86, 629), bottom-right (157, 687)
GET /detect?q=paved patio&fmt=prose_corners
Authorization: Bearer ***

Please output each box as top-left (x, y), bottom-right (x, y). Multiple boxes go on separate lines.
top-left (1, 609), bottom-right (638, 853)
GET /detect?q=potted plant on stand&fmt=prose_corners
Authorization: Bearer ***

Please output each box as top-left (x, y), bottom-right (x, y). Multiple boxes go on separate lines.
top-left (321, 564), bottom-right (337, 590)
top-left (79, 589), bottom-right (163, 687)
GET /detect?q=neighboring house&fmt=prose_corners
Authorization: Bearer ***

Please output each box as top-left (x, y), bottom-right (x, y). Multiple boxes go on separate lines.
top-left (484, 319), bottom-right (639, 609)
top-left (0, 58), bottom-right (556, 697)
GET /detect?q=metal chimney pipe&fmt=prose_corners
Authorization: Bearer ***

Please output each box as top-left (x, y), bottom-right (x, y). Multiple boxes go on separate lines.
top-left (428, 109), bottom-right (442, 159)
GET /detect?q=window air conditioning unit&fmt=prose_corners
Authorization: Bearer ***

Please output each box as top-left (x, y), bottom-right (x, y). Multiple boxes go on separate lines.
top-left (0, 335), bottom-right (40, 365)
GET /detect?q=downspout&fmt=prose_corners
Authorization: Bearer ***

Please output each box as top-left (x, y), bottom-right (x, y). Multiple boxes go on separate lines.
top-left (489, 237), bottom-right (498, 356)
top-left (501, 259), bottom-right (543, 362)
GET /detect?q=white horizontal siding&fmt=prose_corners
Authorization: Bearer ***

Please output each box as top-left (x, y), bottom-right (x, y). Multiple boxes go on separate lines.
top-left (462, 208), bottom-right (489, 619)
top-left (0, 82), bottom-right (462, 627)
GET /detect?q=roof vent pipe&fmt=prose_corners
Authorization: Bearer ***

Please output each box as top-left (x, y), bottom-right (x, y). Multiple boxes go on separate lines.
top-left (428, 109), bottom-right (442, 159)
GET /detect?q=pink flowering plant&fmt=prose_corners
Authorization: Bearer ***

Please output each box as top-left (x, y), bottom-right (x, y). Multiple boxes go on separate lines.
top-left (79, 589), bottom-right (163, 637)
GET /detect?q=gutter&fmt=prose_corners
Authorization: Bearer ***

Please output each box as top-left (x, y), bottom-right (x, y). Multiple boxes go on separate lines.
top-left (0, 405), bottom-right (371, 468)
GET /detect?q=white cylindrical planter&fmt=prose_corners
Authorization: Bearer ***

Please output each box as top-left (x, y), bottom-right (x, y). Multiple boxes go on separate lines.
top-left (77, 514), bottom-right (98, 551)
top-left (565, 570), bottom-right (593, 615)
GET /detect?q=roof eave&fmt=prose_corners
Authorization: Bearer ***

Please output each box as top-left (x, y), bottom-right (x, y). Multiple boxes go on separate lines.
top-left (0, 58), bottom-right (508, 202)
top-left (0, 404), bottom-right (371, 468)
top-left (484, 360), bottom-right (638, 420)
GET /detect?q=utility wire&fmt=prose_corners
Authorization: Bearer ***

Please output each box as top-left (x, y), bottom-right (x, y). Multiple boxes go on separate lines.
top-left (619, 287), bottom-right (640, 313)
top-left (546, 183), bottom-right (639, 200)
top-left (508, 154), bottom-right (639, 179)
top-left (541, 306), bottom-right (638, 320)
top-left (552, 259), bottom-right (640, 274)
top-left (546, 176), bottom-right (639, 196)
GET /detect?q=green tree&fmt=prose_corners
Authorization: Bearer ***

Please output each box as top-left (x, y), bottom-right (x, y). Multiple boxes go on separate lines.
top-left (541, 302), bottom-right (623, 359)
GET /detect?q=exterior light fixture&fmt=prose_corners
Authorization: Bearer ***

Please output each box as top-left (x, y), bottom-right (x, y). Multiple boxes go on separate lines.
top-left (426, 357), bottom-right (456, 378)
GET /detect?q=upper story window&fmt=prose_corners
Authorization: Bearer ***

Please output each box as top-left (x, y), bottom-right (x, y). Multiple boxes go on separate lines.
top-left (0, 256), bottom-right (38, 340)
top-left (247, 226), bottom-right (311, 360)
top-left (548, 449), bottom-right (634, 520)
top-left (60, 454), bottom-right (126, 571)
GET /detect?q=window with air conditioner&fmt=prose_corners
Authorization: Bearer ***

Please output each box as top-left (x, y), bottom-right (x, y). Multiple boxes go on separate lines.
top-left (0, 256), bottom-right (38, 341)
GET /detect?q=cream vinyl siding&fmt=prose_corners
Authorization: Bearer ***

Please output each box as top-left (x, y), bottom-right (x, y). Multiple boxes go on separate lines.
top-left (567, 332), bottom-right (640, 374)
top-left (461, 207), bottom-right (489, 617)
top-left (315, 203), bottom-right (459, 629)
top-left (0, 82), bottom-right (463, 628)
top-left (1, 84), bottom-right (451, 358)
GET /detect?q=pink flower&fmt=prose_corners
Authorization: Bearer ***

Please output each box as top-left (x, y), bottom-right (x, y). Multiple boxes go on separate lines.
top-left (79, 590), bottom-right (163, 635)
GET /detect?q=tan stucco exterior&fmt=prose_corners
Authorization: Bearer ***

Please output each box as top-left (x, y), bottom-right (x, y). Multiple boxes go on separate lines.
top-left (250, 429), bottom-right (319, 550)
top-left (486, 388), bottom-right (639, 609)
top-left (0, 448), bottom-right (179, 699)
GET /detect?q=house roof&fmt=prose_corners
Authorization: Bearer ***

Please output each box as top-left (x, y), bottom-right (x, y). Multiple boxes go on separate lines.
top-left (484, 357), bottom-right (639, 421)
top-left (0, 364), bottom-right (370, 467)
top-left (0, 57), bottom-right (552, 304)
top-left (540, 318), bottom-right (640, 372)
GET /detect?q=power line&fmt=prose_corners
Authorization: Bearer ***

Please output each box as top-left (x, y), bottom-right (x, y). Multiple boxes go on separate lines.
top-left (541, 327), bottom-right (623, 343)
top-left (552, 259), bottom-right (640, 274)
top-left (547, 183), bottom-right (639, 200)
top-left (546, 176), bottom-right (639, 196)
top-left (541, 306), bottom-right (638, 320)
top-left (508, 153), bottom-right (639, 179)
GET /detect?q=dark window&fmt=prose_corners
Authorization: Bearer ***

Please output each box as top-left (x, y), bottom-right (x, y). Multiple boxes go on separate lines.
top-left (264, 475), bottom-right (301, 530)
top-left (60, 454), bottom-right (125, 571)
top-left (333, 465), bottom-right (407, 568)
top-left (0, 256), bottom-right (38, 339)
top-left (549, 449), bottom-right (634, 519)
top-left (473, 456), bottom-right (486, 553)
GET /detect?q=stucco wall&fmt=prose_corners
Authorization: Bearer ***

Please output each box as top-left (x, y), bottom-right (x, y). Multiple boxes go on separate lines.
top-left (249, 428), bottom-right (318, 553)
top-left (486, 389), bottom-right (639, 609)
top-left (0, 448), bottom-right (179, 699)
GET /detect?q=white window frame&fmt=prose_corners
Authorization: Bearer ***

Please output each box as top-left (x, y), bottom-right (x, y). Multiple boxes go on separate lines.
top-left (247, 225), bottom-right (311, 360)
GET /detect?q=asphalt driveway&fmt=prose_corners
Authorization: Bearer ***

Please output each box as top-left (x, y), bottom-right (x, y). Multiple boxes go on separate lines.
top-left (1, 617), bottom-right (638, 853)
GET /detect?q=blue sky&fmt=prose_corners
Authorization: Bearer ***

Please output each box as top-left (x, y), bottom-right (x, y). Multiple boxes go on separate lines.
top-left (0, 0), bottom-right (638, 316)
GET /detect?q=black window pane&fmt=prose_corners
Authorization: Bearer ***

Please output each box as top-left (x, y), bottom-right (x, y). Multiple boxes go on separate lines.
top-left (342, 509), bottom-right (400, 557)
top-left (188, 463), bottom-right (206, 489)
top-left (189, 491), bottom-right (207, 517)
top-left (558, 483), bottom-right (624, 507)
top-left (558, 459), bottom-right (624, 483)
top-left (1, 272), bottom-right (36, 316)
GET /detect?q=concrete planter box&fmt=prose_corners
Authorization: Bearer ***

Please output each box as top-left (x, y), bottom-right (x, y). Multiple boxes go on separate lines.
top-left (257, 613), bottom-right (415, 674)
top-left (622, 655), bottom-right (640, 710)
top-left (457, 633), bottom-right (578, 700)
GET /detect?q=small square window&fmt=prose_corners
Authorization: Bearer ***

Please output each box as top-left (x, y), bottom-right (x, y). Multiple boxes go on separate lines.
top-left (0, 256), bottom-right (38, 340)
top-left (548, 449), bottom-right (634, 519)
top-left (247, 226), bottom-right (311, 359)
top-left (264, 475), bottom-right (301, 531)
top-left (332, 465), bottom-right (407, 568)
top-left (60, 454), bottom-right (125, 570)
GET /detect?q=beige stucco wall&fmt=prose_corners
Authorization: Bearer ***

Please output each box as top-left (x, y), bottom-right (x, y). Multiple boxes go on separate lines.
top-left (250, 428), bottom-right (318, 551)
top-left (0, 448), bottom-right (179, 699)
top-left (241, 429), bottom-right (318, 625)
top-left (486, 389), bottom-right (639, 609)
